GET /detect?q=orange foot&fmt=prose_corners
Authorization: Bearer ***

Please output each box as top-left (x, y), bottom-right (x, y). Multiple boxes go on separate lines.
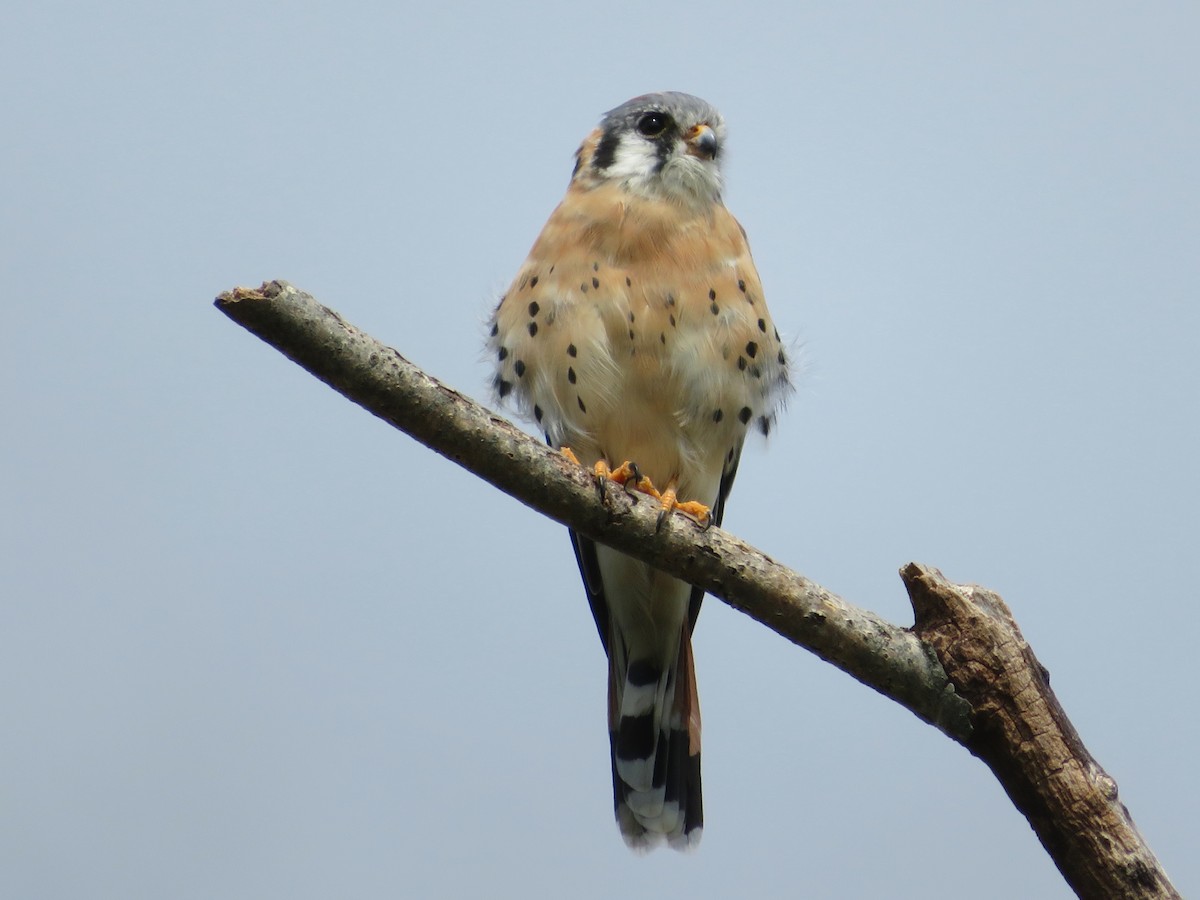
top-left (568, 453), bottom-right (710, 530)
top-left (593, 460), bottom-right (657, 498)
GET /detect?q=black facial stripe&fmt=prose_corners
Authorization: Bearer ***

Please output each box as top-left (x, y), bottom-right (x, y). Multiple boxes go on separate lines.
top-left (652, 138), bottom-right (671, 174)
top-left (592, 129), bottom-right (620, 171)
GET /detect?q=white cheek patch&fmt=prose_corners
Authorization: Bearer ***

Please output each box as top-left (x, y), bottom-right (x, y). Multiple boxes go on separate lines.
top-left (603, 135), bottom-right (663, 188)
top-left (604, 134), bottom-right (722, 206)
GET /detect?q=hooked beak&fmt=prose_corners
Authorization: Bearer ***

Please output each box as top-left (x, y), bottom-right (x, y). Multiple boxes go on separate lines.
top-left (685, 124), bottom-right (718, 161)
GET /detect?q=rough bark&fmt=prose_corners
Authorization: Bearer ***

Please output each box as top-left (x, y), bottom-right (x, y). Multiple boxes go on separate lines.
top-left (215, 280), bottom-right (1179, 899)
top-left (904, 564), bottom-right (1178, 898)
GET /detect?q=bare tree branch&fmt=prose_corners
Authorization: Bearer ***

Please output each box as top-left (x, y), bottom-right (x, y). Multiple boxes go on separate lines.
top-left (215, 280), bottom-right (1179, 899)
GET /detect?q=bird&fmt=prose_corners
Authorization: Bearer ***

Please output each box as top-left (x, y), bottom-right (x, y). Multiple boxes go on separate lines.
top-left (487, 91), bottom-right (789, 851)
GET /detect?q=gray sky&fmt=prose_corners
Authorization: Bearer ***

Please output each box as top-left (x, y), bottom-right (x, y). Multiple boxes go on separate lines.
top-left (4, 2), bottom-right (1197, 897)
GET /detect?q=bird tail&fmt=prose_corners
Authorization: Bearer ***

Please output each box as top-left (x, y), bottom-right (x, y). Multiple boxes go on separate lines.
top-left (609, 628), bottom-right (703, 851)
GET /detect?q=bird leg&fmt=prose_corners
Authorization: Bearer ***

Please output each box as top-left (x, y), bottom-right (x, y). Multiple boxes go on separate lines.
top-left (655, 479), bottom-right (711, 531)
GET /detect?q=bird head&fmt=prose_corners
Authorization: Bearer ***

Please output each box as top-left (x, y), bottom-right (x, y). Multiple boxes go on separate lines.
top-left (574, 92), bottom-right (727, 208)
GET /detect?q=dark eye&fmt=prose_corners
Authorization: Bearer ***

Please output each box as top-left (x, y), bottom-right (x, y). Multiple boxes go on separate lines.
top-left (636, 112), bottom-right (670, 137)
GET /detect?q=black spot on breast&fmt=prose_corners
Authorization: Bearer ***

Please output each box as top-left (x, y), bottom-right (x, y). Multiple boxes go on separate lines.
top-left (489, 322), bottom-right (499, 337)
top-left (580, 283), bottom-right (589, 293)
top-left (592, 277), bottom-right (600, 289)
top-left (530, 275), bottom-right (539, 288)
top-left (774, 328), bottom-right (781, 341)
top-left (746, 341), bottom-right (758, 359)
top-left (759, 416), bottom-right (772, 436)
top-left (738, 279), bottom-right (746, 292)
top-left (498, 346), bottom-right (508, 361)
top-left (528, 301), bottom-right (539, 317)
top-left (738, 406), bottom-right (752, 424)
top-left (628, 311), bottom-right (635, 323)
top-left (667, 294), bottom-right (677, 307)
top-left (708, 288), bottom-right (716, 301)
top-left (757, 318), bottom-right (767, 333)
top-left (496, 377), bottom-right (513, 399)
top-left (628, 329), bottom-right (635, 341)
top-left (593, 261), bottom-right (600, 271)
top-left (750, 366), bottom-right (761, 379)
top-left (514, 360), bottom-right (526, 377)
top-left (534, 405), bottom-right (543, 422)
top-left (737, 356), bottom-right (747, 371)
top-left (568, 367), bottom-right (576, 384)
top-left (567, 344), bottom-right (577, 357)
top-left (626, 276), bottom-right (632, 287)
top-left (710, 302), bottom-right (719, 315)
top-left (577, 396), bottom-right (587, 413)
top-left (712, 409), bottom-right (724, 423)
top-left (660, 332), bottom-right (666, 345)
top-left (528, 322), bottom-right (538, 337)
top-left (778, 350), bottom-right (787, 365)
top-left (669, 314), bottom-right (676, 327)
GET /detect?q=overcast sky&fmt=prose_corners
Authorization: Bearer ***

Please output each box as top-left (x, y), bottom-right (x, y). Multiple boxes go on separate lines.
top-left (4, 2), bottom-right (1197, 898)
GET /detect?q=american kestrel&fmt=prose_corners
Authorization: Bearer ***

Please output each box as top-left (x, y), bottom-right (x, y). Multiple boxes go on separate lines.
top-left (487, 92), bottom-right (789, 850)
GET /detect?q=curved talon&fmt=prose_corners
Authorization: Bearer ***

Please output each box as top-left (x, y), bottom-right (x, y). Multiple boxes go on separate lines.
top-left (592, 459), bottom-right (627, 505)
top-left (622, 463), bottom-right (641, 494)
top-left (593, 462), bottom-right (610, 503)
top-left (561, 448), bottom-right (610, 502)
top-left (655, 483), bottom-right (711, 531)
